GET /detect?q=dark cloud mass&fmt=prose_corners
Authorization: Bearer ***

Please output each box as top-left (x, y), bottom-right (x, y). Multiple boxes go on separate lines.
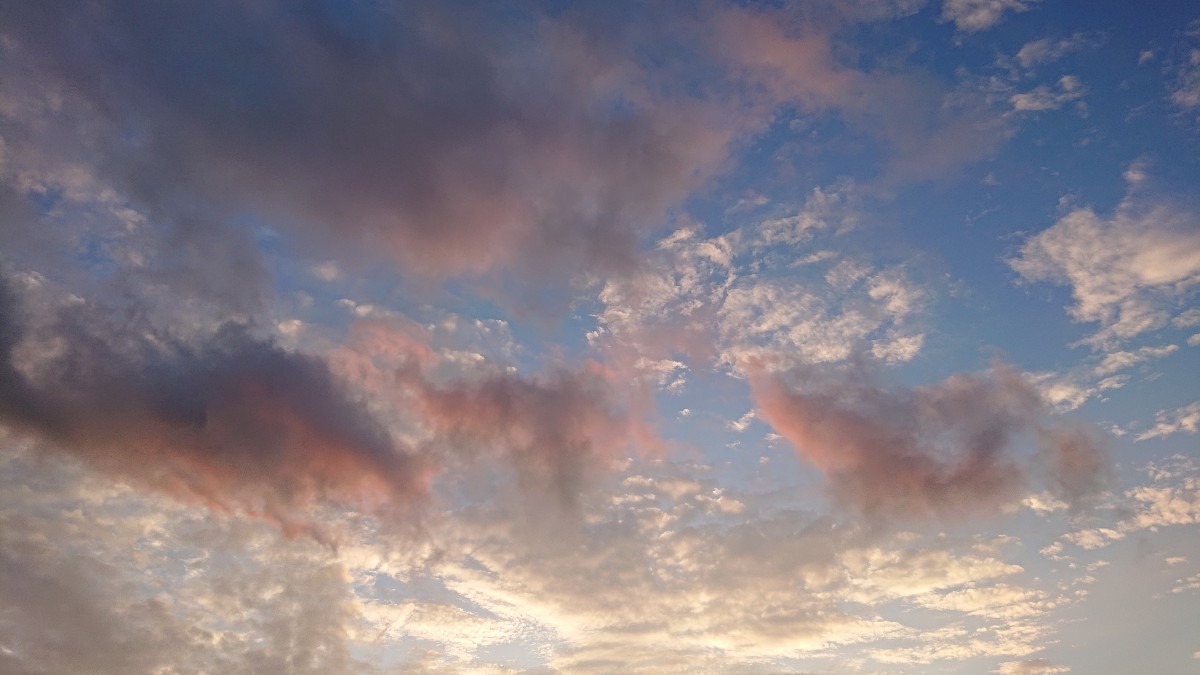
top-left (0, 0), bottom-right (733, 283)
top-left (0, 276), bottom-right (427, 534)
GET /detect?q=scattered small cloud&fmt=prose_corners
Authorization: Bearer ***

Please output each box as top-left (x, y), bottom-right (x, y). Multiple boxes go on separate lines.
top-left (942, 0), bottom-right (1038, 33)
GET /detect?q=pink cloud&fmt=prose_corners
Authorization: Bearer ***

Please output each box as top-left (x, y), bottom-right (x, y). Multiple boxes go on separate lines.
top-left (751, 364), bottom-right (1109, 519)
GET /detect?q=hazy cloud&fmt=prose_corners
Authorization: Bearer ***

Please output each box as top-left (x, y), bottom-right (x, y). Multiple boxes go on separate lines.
top-left (751, 364), bottom-right (1109, 518)
top-left (942, 0), bottom-right (1037, 32)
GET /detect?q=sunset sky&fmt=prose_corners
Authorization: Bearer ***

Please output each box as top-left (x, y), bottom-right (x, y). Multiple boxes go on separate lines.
top-left (1, 1), bottom-right (1199, 673)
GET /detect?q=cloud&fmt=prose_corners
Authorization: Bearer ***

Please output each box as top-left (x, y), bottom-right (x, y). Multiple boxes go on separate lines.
top-left (0, 451), bottom-right (372, 675)
top-left (1009, 174), bottom-right (1200, 348)
top-left (395, 359), bottom-right (660, 507)
top-left (0, 0), bottom-right (1018, 313)
top-left (326, 315), bottom-right (663, 508)
top-left (750, 364), bottom-right (1109, 518)
top-left (1015, 33), bottom-right (1099, 68)
top-left (1021, 343), bottom-right (1177, 412)
top-left (402, 461), bottom-right (1068, 671)
top-left (1136, 401), bottom-right (1200, 441)
top-left (1170, 48), bottom-right (1200, 117)
top-left (1011, 75), bottom-right (1086, 111)
top-left (1061, 456), bottom-right (1200, 550)
top-left (0, 1), bottom-right (742, 291)
top-left (0, 274), bottom-right (428, 537)
top-left (1093, 344), bottom-right (1178, 376)
top-left (997, 659), bottom-right (1071, 674)
top-left (942, 0), bottom-right (1037, 32)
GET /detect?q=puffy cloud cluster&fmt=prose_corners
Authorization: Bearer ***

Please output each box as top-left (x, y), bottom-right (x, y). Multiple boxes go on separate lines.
top-left (1010, 75), bottom-right (1086, 112)
top-left (0, 450), bottom-right (371, 675)
top-left (1010, 177), bottom-right (1200, 349)
top-left (1025, 343), bottom-right (1179, 412)
top-left (592, 185), bottom-right (930, 381)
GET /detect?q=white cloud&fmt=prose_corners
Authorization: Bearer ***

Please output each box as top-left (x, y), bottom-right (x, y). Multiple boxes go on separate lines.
top-left (1173, 308), bottom-right (1200, 327)
top-left (593, 185), bottom-right (929, 376)
top-left (1025, 370), bottom-right (1126, 411)
top-left (1009, 176), bottom-right (1200, 348)
top-left (1093, 344), bottom-right (1178, 376)
top-left (942, 0), bottom-right (1037, 32)
top-left (1136, 401), bottom-right (1200, 441)
top-left (310, 260), bottom-right (341, 282)
top-left (1172, 572), bottom-right (1200, 594)
top-left (997, 659), bottom-right (1071, 674)
top-left (1170, 49), bottom-right (1200, 115)
top-left (1023, 492), bottom-right (1069, 514)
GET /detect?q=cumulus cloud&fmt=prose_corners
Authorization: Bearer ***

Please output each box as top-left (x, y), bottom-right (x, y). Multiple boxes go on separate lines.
top-left (750, 364), bottom-right (1110, 518)
top-left (1093, 344), bottom-right (1178, 376)
top-left (1009, 175), bottom-right (1200, 348)
top-left (0, 274), bottom-right (428, 537)
top-left (942, 0), bottom-right (1037, 32)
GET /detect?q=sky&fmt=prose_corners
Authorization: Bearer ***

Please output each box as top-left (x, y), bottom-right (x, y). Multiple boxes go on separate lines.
top-left (1, 0), bottom-right (1199, 673)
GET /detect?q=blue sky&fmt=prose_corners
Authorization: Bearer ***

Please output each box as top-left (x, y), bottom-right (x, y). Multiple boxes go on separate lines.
top-left (1, 1), bottom-right (1199, 673)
